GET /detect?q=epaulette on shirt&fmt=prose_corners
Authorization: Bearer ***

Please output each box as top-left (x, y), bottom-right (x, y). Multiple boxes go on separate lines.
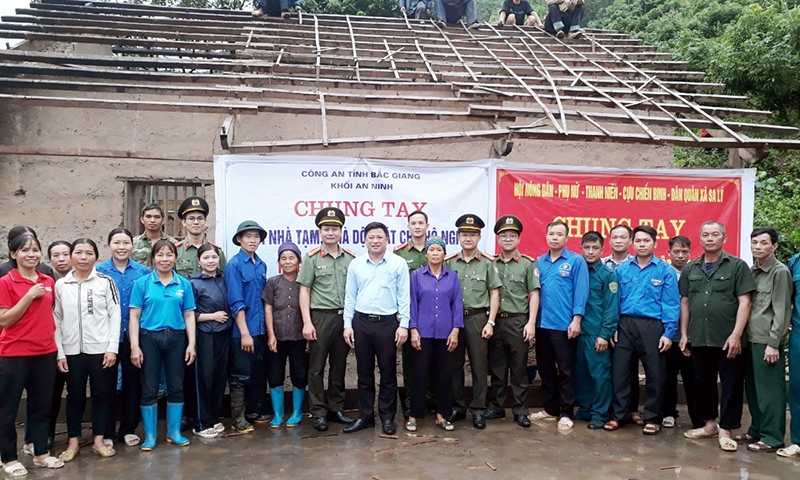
top-left (444, 252), bottom-right (459, 261)
top-left (174, 240), bottom-right (184, 248)
top-left (393, 242), bottom-right (408, 252)
top-left (480, 252), bottom-right (496, 261)
top-left (307, 247), bottom-right (321, 257)
top-left (342, 248), bottom-right (357, 257)
top-left (521, 254), bottom-right (537, 262)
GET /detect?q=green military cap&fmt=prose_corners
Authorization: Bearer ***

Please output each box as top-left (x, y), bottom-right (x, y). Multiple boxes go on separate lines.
top-left (232, 220), bottom-right (267, 245)
top-left (177, 196), bottom-right (209, 219)
top-left (455, 213), bottom-right (485, 232)
top-left (315, 208), bottom-right (345, 227)
top-left (494, 214), bottom-right (523, 234)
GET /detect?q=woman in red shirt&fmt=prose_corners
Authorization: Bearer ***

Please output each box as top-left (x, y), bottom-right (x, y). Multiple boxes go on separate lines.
top-left (0, 233), bottom-right (65, 476)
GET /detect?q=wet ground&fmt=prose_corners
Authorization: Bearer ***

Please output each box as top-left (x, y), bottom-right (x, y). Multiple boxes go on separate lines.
top-left (7, 407), bottom-right (798, 479)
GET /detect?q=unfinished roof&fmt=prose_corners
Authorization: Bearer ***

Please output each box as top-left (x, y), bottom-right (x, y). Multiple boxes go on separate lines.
top-left (1, 0), bottom-right (799, 153)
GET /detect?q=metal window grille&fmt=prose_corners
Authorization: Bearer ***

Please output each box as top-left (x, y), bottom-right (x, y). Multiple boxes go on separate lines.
top-left (124, 180), bottom-right (211, 241)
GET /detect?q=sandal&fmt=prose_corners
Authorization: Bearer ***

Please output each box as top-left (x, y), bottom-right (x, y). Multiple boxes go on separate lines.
top-left (22, 444), bottom-right (34, 456)
top-left (642, 423), bottom-right (661, 435)
top-left (92, 445), bottom-right (116, 458)
top-left (684, 427), bottom-right (717, 439)
top-left (436, 420), bottom-right (454, 431)
top-left (631, 412), bottom-right (644, 426)
top-left (405, 419), bottom-right (417, 432)
top-left (2, 462), bottom-right (28, 477)
top-left (33, 456), bottom-right (64, 469)
top-left (603, 420), bottom-right (620, 432)
top-left (746, 441), bottom-right (776, 453)
top-left (58, 448), bottom-right (78, 463)
top-left (777, 444), bottom-right (800, 457)
top-left (733, 433), bottom-right (757, 443)
top-left (124, 434), bottom-right (140, 447)
top-left (718, 437), bottom-right (738, 452)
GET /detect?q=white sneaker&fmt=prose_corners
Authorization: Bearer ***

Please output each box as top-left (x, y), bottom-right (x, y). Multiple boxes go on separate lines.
top-left (557, 417), bottom-right (574, 430)
top-left (777, 444), bottom-right (800, 457)
top-left (213, 423), bottom-right (225, 434)
top-left (662, 416), bottom-right (675, 428)
top-left (193, 427), bottom-right (219, 439)
top-left (528, 410), bottom-right (557, 421)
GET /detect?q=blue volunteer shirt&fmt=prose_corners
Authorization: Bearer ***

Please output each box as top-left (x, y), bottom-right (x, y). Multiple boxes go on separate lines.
top-left (343, 252), bottom-right (411, 329)
top-left (130, 270), bottom-right (196, 331)
top-left (615, 255), bottom-right (680, 339)
top-left (536, 248), bottom-right (589, 331)
top-left (97, 258), bottom-right (151, 339)
top-left (225, 248), bottom-right (267, 338)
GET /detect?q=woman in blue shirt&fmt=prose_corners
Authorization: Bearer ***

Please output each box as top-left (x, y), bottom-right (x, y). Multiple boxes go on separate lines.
top-left (96, 228), bottom-right (150, 447)
top-left (189, 244), bottom-right (231, 439)
top-left (129, 240), bottom-right (196, 451)
top-left (407, 237), bottom-right (463, 432)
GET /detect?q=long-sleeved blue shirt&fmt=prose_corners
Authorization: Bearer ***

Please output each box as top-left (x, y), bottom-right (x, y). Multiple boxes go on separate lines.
top-left (616, 255), bottom-right (680, 339)
top-left (96, 258), bottom-right (151, 339)
top-left (190, 272), bottom-right (231, 334)
top-left (536, 248), bottom-right (589, 331)
top-left (344, 252), bottom-right (411, 329)
top-left (410, 265), bottom-right (464, 339)
top-left (224, 249), bottom-right (267, 338)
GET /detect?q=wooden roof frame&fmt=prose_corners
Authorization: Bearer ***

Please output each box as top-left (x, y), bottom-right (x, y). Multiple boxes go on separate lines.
top-left (1, 0), bottom-right (799, 154)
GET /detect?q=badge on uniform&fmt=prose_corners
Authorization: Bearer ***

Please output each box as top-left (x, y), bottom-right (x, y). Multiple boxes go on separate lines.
top-left (650, 279), bottom-right (662, 286)
top-left (609, 282), bottom-right (618, 293)
top-left (559, 262), bottom-right (571, 277)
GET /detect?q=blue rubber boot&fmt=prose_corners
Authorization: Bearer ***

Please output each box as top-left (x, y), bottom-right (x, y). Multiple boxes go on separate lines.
top-left (166, 402), bottom-right (190, 447)
top-left (140, 404), bottom-right (158, 451)
top-left (286, 388), bottom-right (305, 428)
top-left (270, 389), bottom-right (284, 429)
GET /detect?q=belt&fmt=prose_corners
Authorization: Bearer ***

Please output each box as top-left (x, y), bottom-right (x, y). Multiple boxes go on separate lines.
top-left (620, 314), bottom-right (660, 322)
top-left (312, 308), bottom-right (343, 314)
top-left (498, 311), bottom-right (525, 318)
top-left (463, 308), bottom-right (488, 317)
top-left (355, 311), bottom-right (397, 322)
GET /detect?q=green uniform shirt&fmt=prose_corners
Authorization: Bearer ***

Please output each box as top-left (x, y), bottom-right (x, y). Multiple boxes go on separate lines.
top-left (297, 245), bottom-right (354, 310)
top-left (394, 242), bottom-right (427, 272)
top-left (445, 251), bottom-right (503, 310)
top-left (175, 239), bottom-right (227, 279)
top-left (679, 251), bottom-right (757, 348)
top-left (582, 261), bottom-right (619, 340)
top-left (131, 232), bottom-right (178, 269)
top-left (748, 255), bottom-right (793, 348)
top-left (494, 253), bottom-right (540, 314)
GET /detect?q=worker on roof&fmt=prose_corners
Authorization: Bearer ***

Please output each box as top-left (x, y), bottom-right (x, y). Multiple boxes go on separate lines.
top-left (498, 0), bottom-right (543, 28)
top-left (435, 0), bottom-right (480, 29)
top-left (400, 0), bottom-right (432, 20)
top-left (544, 0), bottom-right (584, 39)
top-left (252, 0), bottom-right (302, 19)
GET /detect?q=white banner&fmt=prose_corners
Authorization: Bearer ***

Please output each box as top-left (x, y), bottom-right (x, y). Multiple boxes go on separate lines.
top-left (214, 156), bottom-right (492, 270)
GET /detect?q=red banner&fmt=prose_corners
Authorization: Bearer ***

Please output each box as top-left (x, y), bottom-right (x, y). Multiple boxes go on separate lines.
top-left (496, 169), bottom-right (744, 260)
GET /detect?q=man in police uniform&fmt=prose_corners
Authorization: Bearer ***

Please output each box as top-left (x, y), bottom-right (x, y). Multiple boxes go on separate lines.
top-left (394, 210), bottom-right (429, 418)
top-left (131, 203), bottom-right (177, 268)
top-left (174, 196), bottom-right (226, 279)
top-left (445, 214), bottom-right (502, 429)
top-left (298, 208), bottom-right (357, 432)
top-left (485, 215), bottom-right (539, 428)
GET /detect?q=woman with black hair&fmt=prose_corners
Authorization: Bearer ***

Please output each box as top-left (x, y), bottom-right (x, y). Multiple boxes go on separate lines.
top-left (54, 238), bottom-right (121, 461)
top-left (0, 233), bottom-right (64, 476)
top-left (0, 226), bottom-right (55, 280)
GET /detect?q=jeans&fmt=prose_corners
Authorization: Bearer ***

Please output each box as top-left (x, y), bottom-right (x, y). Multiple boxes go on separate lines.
top-left (140, 329), bottom-right (187, 406)
top-left (544, 4), bottom-right (584, 34)
top-left (435, 0), bottom-right (476, 25)
top-left (0, 353), bottom-right (57, 463)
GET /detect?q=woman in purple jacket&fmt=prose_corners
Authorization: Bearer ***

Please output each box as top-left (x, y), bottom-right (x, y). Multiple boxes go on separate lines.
top-left (406, 237), bottom-right (463, 432)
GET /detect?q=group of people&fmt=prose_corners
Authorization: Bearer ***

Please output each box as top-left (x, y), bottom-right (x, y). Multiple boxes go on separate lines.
top-left (250, 0), bottom-right (586, 40)
top-left (2, 196), bottom-right (800, 477)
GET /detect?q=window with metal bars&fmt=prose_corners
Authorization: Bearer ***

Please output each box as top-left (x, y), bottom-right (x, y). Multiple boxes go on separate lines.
top-left (123, 179), bottom-right (212, 241)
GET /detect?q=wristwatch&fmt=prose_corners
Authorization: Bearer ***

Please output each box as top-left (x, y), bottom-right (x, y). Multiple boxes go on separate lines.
top-left (487, 319), bottom-right (496, 327)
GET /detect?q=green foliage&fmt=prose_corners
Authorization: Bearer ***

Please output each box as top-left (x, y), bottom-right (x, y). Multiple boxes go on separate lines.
top-left (752, 152), bottom-right (800, 260)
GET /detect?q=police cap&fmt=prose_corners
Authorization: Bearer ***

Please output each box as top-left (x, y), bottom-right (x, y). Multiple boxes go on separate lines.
top-left (177, 196), bottom-right (209, 219)
top-left (455, 214), bottom-right (485, 232)
top-left (494, 215), bottom-right (523, 235)
top-left (315, 208), bottom-right (345, 228)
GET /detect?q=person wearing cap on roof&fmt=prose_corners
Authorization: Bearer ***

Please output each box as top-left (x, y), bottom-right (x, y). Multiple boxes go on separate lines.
top-left (175, 196), bottom-right (226, 280)
top-left (394, 210), bottom-right (430, 418)
top-left (342, 222), bottom-right (410, 436)
top-left (131, 203), bottom-right (177, 269)
top-left (297, 208), bottom-right (357, 432)
top-left (444, 214), bottom-right (502, 430)
top-left (174, 196), bottom-right (226, 432)
top-left (224, 220), bottom-right (268, 434)
top-left (529, 220), bottom-right (589, 431)
top-left (485, 215), bottom-right (540, 428)
top-left (262, 242), bottom-right (308, 430)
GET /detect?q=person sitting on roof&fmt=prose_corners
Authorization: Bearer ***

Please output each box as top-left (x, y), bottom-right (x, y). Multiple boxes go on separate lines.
top-left (252, 0), bottom-right (302, 19)
top-left (400, 0), bottom-right (432, 20)
top-left (498, 0), bottom-right (543, 28)
top-left (435, 0), bottom-right (479, 28)
top-left (544, 0), bottom-right (584, 39)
